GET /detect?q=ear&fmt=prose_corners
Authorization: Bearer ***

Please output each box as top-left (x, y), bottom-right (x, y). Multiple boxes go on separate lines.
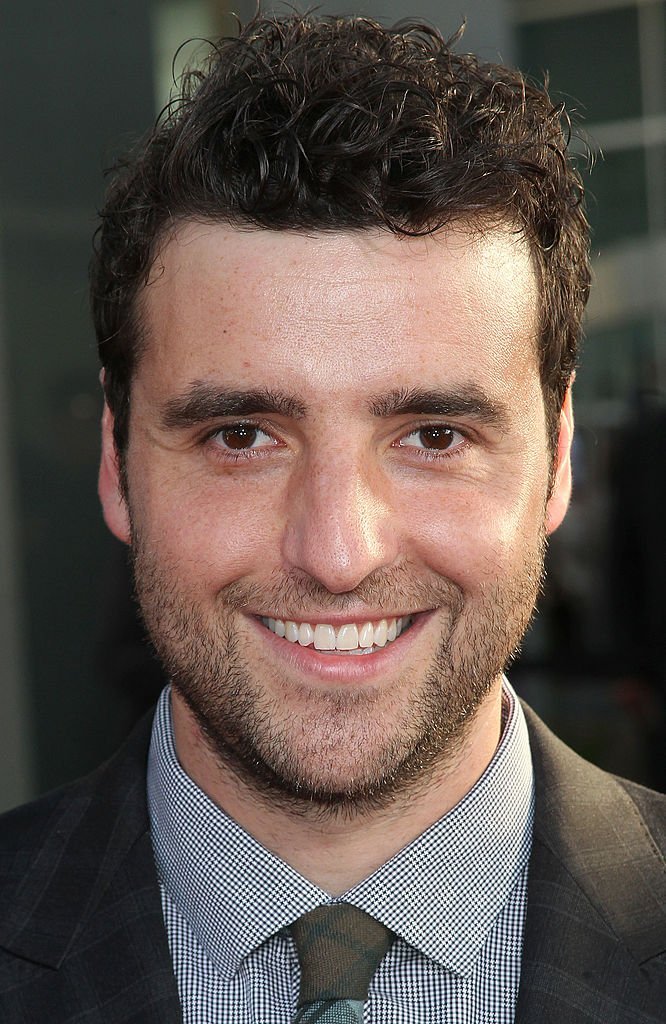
top-left (99, 400), bottom-right (131, 544)
top-left (545, 383), bottom-right (574, 535)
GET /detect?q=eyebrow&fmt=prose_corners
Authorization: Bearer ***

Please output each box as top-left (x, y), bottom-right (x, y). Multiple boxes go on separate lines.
top-left (161, 382), bottom-right (306, 429)
top-left (367, 386), bottom-right (510, 428)
top-left (160, 381), bottom-right (509, 431)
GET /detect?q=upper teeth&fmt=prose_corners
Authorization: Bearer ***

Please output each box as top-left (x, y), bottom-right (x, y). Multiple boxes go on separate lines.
top-left (260, 616), bottom-right (411, 652)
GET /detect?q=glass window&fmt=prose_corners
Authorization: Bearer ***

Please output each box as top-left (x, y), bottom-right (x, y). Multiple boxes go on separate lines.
top-left (577, 318), bottom-right (654, 402)
top-left (585, 145), bottom-right (648, 248)
top-left (518, 7), bottom-right (642, 123)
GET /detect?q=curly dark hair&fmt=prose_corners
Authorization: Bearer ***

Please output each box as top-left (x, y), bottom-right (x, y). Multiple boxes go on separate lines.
top-left (91, 13), bottom-right (590, 456)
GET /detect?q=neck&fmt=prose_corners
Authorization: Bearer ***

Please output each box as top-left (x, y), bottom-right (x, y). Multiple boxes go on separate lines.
top-left (171, 683), bottom-right (504, 894)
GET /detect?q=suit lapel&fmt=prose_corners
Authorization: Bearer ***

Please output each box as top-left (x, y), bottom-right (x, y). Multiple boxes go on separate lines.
top-left (0, 713), bottom-right (182, 1022)
top-left (516, 705), bottom-right (666, 1024)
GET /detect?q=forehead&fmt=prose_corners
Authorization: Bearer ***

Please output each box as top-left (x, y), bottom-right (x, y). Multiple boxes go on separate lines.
top-left (138, 220), bottom-right (539, 401)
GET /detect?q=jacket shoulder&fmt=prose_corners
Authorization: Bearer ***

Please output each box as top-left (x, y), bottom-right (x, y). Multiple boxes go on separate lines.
top-left (518, 702), bottom-right (666, 1023)
top-left (0, 713), bottom-right (153, 935)
top-left (616, 775), bottom-right (666, 852)
top-left (0, 711), bottom-right (181, 1022)
top-left (0, 768), bottom-right (99, 872)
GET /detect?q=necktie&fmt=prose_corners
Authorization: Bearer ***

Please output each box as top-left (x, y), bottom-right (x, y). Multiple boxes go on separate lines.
top-left (289, 903), bottom-right (394, 1023)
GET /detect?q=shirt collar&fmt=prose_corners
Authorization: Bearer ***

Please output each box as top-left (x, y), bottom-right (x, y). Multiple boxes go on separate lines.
top-left (148, 689), bottom-right (329, 979)
top-left (148, 680), bottom-right (533, 980)
top-left (344, 682), bottom-right (534, 973)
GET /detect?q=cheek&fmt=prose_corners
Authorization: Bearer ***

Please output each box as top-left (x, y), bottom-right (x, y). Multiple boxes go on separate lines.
top-left (128, 461), bottom-right (287, 588)
top-left (401, 478), bottom-right (547, 591)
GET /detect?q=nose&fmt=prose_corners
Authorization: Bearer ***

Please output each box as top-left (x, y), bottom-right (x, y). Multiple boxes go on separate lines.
top-left (281, 451), bottom-right (398, 595)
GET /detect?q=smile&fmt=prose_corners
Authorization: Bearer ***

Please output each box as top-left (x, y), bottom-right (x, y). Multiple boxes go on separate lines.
top-left (259, 616), bottom-right (414, 654)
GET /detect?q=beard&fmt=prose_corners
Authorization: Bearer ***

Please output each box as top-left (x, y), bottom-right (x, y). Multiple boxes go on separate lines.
top-left (130, 528), bottom-right (546, 818)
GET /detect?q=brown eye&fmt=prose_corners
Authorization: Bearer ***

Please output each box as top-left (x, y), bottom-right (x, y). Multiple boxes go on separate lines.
top-left (398, 425), bottom-right (464, 454)
top-left (417, 426), bottom-right (454, 449)
top-left (220, 425), bottom-right (259, 449)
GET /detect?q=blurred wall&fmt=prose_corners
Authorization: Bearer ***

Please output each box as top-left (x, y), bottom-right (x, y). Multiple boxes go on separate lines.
top-left (512, 0), bottom-right (666, 791)
top-left (0, 0), bottom-right (156, 809)
top-left (232, 0), bottom-right (514, 61)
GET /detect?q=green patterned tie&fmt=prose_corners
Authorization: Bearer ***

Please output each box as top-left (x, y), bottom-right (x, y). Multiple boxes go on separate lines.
top-left (290, 904), bottom-right (394, 1023)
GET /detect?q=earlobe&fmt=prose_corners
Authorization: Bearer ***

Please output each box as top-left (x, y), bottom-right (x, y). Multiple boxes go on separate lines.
top-left (545, 384), bottom-right (574, 535)
top-left (98, 401), bottom-right (131, 544)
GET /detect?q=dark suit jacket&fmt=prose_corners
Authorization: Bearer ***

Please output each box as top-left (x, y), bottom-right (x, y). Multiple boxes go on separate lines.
top-left (1, 705), bottom-right (664, 1022)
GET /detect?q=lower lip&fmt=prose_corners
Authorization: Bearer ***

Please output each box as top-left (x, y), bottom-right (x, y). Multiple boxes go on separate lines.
top-left (248, 612), bottom-right (433, 684)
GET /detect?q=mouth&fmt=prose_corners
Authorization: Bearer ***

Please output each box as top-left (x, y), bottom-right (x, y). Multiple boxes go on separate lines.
top-left (258, 615), bottom-right (414, 655)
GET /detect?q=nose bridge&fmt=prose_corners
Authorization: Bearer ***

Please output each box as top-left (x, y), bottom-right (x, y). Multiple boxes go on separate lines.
top-left (283, 444), bottom-right (395, 594)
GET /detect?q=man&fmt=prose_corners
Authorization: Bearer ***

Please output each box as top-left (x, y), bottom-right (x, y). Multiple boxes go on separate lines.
top-left (0, 13), bottom-right (664, 1024)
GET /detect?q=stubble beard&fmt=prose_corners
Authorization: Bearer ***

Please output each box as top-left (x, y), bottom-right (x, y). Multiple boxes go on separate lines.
top-left (130, 532), bottom-right (546, 819)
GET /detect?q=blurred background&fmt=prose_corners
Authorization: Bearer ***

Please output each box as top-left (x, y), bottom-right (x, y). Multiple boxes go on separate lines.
top-left (0, 0), bottom-right (664, 811)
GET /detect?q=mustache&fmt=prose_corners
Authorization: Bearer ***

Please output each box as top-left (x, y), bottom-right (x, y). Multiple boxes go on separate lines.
top-left (217, 565), bottom-right (464, 618)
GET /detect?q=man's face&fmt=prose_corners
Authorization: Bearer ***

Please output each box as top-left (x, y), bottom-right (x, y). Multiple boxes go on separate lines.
top-left (100, 222), bottom-right (572, 811)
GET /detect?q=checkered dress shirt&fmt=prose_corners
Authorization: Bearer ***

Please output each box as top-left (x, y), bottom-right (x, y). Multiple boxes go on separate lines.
top-left (148, 680), bottom-right (534, 1023)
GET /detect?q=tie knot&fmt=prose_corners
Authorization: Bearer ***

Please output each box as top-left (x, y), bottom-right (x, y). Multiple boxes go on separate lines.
top-left (290, 904), bottom-right (393, 1005)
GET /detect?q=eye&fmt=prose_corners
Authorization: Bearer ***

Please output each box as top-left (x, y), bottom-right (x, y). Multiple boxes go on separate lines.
top-left (212, 424), bottom-right (277, 451)
top-left (398, 426), bottom-right (464, 452)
